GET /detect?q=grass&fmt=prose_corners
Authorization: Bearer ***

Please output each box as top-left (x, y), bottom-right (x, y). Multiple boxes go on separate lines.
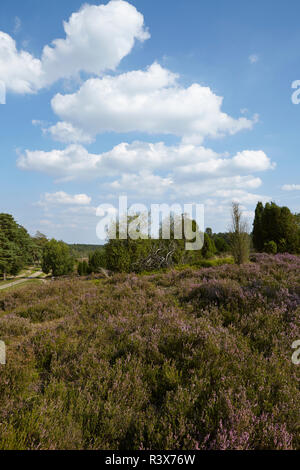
top-left (0, 267), bottom-right (37, 285)
top-left (0, 279), bottom-right (15, 287)
top-left (0, 253), bottom-right (299, 450)
top-left (1, 279), bottom-right (42, 291)
top-left (0, 267), bottom-right (45, 290)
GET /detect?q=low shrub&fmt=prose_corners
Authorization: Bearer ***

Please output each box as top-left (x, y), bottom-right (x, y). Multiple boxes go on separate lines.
top-left (0, 254), bottom-right (298, 450)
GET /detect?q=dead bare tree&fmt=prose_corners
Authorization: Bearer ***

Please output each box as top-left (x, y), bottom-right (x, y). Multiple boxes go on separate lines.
top-left (132, 241), bottom-right (177, 272)
top-left (229, 203), bottom-right (250, 265)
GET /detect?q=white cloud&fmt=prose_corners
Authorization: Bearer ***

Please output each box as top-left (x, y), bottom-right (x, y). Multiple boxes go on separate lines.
top-left (110, 171), bottom-right (174, 196)
top-left (37, 192), bottom-right (97, 239)
top-left (242, 210), bottom-right (255, 220)
top-left (232, 150), bottom-right (276, 171)
top-left (171, 176), bottom-right (263, 198)
top-left (13, 17), bottom-right (22, 34)
top-left (0, 32), bottom-right (42, 93)
top-left (0, 1), bottom-right (149, 93)
top-left (249, 54), bottom-right (259, 64)
top-left (212, 189), bottom-right (270, 205)
top-left (282, 184), bottom-right (300, 191)
top-left (40, 191), bottom-right (91, 206)
top-left (18, 141), bottom-right (274, 182)
top-left (40, 0), bottom-right (149, 86)
top-left (50, 62), bottom-right (255, 144)
top-left (18, 141), bottom-right (274, 207)
top-left (46, 122), bottom-right (94, 144)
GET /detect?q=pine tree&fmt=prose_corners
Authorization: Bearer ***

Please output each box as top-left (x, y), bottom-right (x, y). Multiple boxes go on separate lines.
top-left (201, 233), bottom-right (216, 259)
top-left (253, 202), bottom-right (300, 254)
top-left (0, 213), bottom-right (33, 279)
top-left (252, 202), bottom-right (264, 251)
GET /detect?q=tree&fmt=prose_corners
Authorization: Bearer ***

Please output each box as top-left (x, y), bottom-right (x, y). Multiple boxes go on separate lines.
top-left (252, 202), bottom-right (300, 253)
top-left (88, 249), bottom-right (106, 273)
top-left (78, 260), bottom-right (88, 276)
top-left (106, 236), bottom-right (151, 273)
top-left (105, 214), bottom-right (152, 273)
top-left (252, 202), bottom-right (264, 251)
top-left (42, 239), bottom-right (74, 276)
top-left (229, 203), bottom-right (250, 265)
top-left (264, 240), bottom-right (277, 254)
top-left (32, 232), bottom-right (48, 264)
top-left (201, 233), bottom-right (216, 259)
top-left (214, 236), bottom-right (229, 253)
top-left (77, 262), bottom-right (83, 276)
top-left (0, 232), bottom-right (16, 280)
top-left (0, 213), bottom-right (34, 279)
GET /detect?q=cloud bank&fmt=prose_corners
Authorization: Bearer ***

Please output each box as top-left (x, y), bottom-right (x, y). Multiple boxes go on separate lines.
top-left (0, 1), bottom-right (149, 93)
top-left (50, 62), bottom-right (255, 144)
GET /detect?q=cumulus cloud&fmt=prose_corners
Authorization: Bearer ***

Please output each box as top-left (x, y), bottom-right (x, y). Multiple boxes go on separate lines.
top-left (282, 184), bottom-right (300, 191)
top-left (18, 141), bottom-right (274, 207)
top-left (18, 141), bottom-right (274, 182)
top-left (40, 191), bottom-right (91, 206)
top-left (170, 176), bottom-right (263, 198)
top-left (0, 1), bottom-right (149, 93)
top-left (212, 189), bottom-right (270, 205)
top-left (40, 0), bottom-right (149, 86)
top-left (0, 32), bottom-right (42, 93)
top-left (110, 171), bottom-right (174, 196)
top-left (232, 150), bottom-right (276, 171)
top-left (46, 122), bottom-right (94, 144)
top-left (50, 62), bottom-right (255, 144)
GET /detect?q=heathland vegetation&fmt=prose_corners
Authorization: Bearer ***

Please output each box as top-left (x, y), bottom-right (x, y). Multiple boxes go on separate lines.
top-left (1, 202), bottom-right (299, 281)
top-left (0, 253), bottom-right (299, 449)
top-left (0, 202), bottom-right (299, 450)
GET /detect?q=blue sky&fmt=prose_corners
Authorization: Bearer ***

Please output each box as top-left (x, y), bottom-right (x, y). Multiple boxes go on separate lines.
top-left (0, 0), bottom-right (299, 243)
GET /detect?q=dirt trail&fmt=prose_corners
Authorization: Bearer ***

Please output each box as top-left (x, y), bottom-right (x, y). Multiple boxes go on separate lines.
top-left (0, 271), bottom-right (44, 291)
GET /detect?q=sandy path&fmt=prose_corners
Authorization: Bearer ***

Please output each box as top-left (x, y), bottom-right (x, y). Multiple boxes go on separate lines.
top-left (0, 271), bottom-right (44, 291)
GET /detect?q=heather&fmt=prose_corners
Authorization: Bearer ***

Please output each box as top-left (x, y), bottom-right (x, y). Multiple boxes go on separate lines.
top-left (0, 254), bottom-right (299, 450)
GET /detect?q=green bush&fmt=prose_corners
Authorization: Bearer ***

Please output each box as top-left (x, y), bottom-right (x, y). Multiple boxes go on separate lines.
top-left (201, 233), bottom-right (216, 259)
top-left (42, 240), bottom-right (74, 277)
top-left (264, 240), bottom-right (277, 254)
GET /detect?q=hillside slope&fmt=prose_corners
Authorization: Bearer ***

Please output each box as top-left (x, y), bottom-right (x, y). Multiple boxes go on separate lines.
top-left (0, 254), bottom-right (299, 450)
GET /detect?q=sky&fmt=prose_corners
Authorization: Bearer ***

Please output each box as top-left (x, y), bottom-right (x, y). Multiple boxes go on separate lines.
top-left (0, 0), bottom-right (300, 243)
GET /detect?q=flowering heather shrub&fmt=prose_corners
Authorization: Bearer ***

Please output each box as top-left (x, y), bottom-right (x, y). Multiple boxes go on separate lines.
top-left (0, 254), bottom-right (299, 450)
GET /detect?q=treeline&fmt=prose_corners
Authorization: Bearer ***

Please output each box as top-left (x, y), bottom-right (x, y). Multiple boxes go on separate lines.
top-left (0, 213), bottom-right (75, 279)
top-left (78, 202), bottom-right (300, 275)
top-left (1, 201), bottom-right (299, 279)
top-left (77, 224), bottom-right (232, 275)
top-left (0, 213), bottom-right (106, 279)
top-left (68, 244), bottom-right (104, 258)
top-left (0, 214), bottom-right (47, 280)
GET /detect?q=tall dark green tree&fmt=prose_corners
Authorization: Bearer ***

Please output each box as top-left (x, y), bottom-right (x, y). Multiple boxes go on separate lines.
top-left (0, 232), bottom-right (16, 280)
top-left (201, 233), bottom-right (216, 259)
top-left (0, 213), bottom-right (33, 279)
top-left (77, 260), bottom-right (88, 276)
top-left (253, 202), bottom-right (300, 253)
top-left (252, 202), bottom-right (264, 252)
top-left (88, 249), bottom-right (106, 273)
top-left (214, 236), bottom-right (229, 253)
